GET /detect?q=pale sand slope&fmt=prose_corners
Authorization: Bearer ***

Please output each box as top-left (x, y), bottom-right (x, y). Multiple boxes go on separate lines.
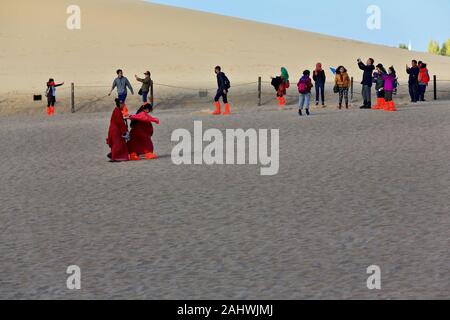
top-left (0, 102), bottom-right (449, 299)
top-left (1, 0), bottom-right (450, 114)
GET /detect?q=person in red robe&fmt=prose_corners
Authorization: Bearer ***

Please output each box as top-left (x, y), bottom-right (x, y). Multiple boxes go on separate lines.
top-left (106, 99), bottom-right (130, 162)
top-left (128, 103), bottom-right (160, 161)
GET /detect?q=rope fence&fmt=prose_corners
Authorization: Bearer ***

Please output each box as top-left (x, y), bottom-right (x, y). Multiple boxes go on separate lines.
top-left (23, 75), bottom-right (449, 114)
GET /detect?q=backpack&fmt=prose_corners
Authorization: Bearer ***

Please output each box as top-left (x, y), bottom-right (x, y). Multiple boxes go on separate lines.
top-left (297, 78), bottom-right (309, 94)
top-left (223, 74), bottom-right (231, 90)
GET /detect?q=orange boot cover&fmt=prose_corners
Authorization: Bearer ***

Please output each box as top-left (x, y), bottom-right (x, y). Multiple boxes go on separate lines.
top-left (385, 101), bottom-right (397, 112)
top-left (212, 101), bottom-right (221, 115)
top-left (144, 153), bottom-right (158, 160)
top-left (223, 103), bottom-right (231, 115)
top-left (130, 153), bottom-right (141, 161)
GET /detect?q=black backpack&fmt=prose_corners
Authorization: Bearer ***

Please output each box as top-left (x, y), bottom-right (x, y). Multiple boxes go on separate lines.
top-left (223, 74), bottom-right (231, 90)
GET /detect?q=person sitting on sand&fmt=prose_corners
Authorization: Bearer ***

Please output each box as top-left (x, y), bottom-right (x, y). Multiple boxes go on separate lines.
top-left (128, 103), bottom-right (160, 161)
top-left (212, 66), bottom-right (231, 115)
top-left (106, 98), bottom-right (130, 162)
top-left (45, 78), bottom-right (64, 116)
top-left (271, 67), bottom-right (290, 108)
top-left (334, 66), bottom-right (350, 110)
top-left (109, 69), bottom-right (134, 117)
top-left (313, 63), bottom-right (326, 107)
top-left (135, 71), bottom-right (152, 104)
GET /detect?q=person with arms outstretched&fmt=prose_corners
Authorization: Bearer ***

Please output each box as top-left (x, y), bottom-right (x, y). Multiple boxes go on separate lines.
top-left (45, 78), bottom-right (64, 116)
top-left (109, 69), bottom-right (134, 117)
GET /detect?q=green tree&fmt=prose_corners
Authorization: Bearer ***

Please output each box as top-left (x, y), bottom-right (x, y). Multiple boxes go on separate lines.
top-left (428, 40), bottom-right (441, 55)
top-left (440, 39), bottom-right (450, 57)
top-left (399, 43), bottom-right (408, 50)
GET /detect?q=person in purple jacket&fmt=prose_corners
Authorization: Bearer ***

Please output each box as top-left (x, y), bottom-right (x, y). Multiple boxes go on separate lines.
top-left (381, 66), bottom-right (397, 112)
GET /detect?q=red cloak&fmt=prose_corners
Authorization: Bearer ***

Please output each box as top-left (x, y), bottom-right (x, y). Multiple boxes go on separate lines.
top-left (107, 107), bottom-right (129, 161)
top-left (128, 112), bottom-right (160, 156)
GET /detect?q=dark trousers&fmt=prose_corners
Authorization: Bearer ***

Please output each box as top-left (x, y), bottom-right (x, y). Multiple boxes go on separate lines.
top-left (409, 83), bottom-right (419, 102)
top-left (362, 85), bottom-right (372, 107)
top-left (47, 96), bottom-right (56, 107)
top-left (214, 90), bottom-right (228, 104)
top-left (418, 85), bottom-right (427, 101)
top-left (384, 90), bottom-right (393, 102)
top-left (315, 82), bottom-right (325, 104)
top-left (338, 87), bottom-right (349, 106)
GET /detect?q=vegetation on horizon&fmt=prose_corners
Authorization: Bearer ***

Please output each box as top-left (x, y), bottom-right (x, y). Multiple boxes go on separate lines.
top-left (428, 39), bottom-right (450, 57)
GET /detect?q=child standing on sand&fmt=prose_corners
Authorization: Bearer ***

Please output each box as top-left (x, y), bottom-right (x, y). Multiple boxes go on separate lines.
top-left (271, 67), bottom-right (290, 107)
top-left (334, 66), bottom-right (350, 109)
top-left (297, 70), bottom-right (313, 116)
top-left (45, 78), bottom-right (64, 116)
top-left (381, 66), bottom-right (397, 112)
top-left (372, 64), bottom-right (387, 110)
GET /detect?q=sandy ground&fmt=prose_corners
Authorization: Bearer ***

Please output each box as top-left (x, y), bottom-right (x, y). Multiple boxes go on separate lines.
top-left (0, 99), bottom-right (449, 299)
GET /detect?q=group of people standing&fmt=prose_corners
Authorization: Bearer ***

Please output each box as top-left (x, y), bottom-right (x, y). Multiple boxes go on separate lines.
top-left (406, 60), bottom-right (430, 103)
top-left (269, 57), bottom-right (430, 116)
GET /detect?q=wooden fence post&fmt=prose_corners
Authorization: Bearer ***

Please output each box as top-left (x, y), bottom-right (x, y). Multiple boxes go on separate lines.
top-left (258, 76), bottom-right (262, 106)
top-left (350, 77), bottom-right (354, 102)
top-left (71, 82), bottom-right (75, 113)
top-left (433, 75), bottom-right (437, 100)
top-left (150, 80), bottom-right (154, 105)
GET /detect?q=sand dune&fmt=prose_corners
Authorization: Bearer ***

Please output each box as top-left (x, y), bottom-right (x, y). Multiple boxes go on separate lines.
top-left (1, 0), bottom-right (450, 114)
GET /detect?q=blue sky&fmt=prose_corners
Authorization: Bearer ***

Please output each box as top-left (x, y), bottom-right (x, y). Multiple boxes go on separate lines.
top-left (147, 0), bottom-right (450, 52)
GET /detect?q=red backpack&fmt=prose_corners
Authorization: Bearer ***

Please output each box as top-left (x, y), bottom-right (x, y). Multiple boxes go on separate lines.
top-left (297, 78), bottom-right (309, 93)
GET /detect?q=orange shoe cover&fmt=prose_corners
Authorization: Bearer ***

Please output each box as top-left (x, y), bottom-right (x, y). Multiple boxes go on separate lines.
top-left (373, 98), bottom-right (384, 110)
top-left (212, 101), bottom-right (221, 115)
top-left (223, 103), bottom-right (231, 115)
top-left (130, 153), bottom-right (141, 161)
top-left (385, 101), bottom-right (397, 112)
top-left (144, 153), bottom-right (158, 160)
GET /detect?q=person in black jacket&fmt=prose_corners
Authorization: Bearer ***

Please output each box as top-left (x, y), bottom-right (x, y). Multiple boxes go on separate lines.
top-left (357, 58), bottom-right (375, 109)
top-left (313, 63), bottom-right (326, 107)
top-left (406, 60), bottom-right (420, 103)
top-left (212, 66), bottom-right (231, 115)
